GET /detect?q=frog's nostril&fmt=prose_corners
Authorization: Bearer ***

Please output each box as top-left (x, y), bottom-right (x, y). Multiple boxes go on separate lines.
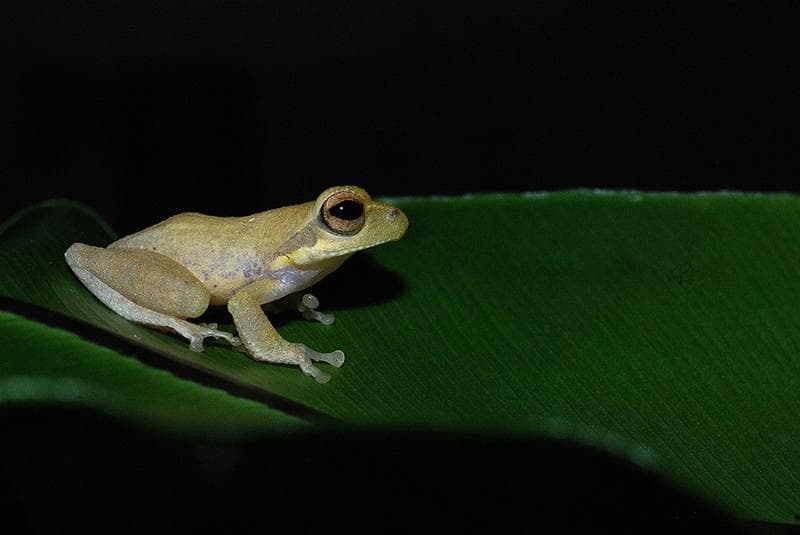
top-left (387, 208), bottom-right (400, 220)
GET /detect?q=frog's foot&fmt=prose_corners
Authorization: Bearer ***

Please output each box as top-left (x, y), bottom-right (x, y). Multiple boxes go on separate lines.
top-left (252, 343), bottom-right (346, 384)
top-left (295, 344), bottom-right (346, 383)
top-left (177, 322), bottom-right (242, 352)
top-left (296, 293), bottom-right (335, 326)
top-left (307, 345), bottom-right (346, 368)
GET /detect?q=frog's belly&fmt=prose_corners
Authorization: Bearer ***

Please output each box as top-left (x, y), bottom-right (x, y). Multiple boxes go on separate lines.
top-left (203, 265), bottom-right (328, 306)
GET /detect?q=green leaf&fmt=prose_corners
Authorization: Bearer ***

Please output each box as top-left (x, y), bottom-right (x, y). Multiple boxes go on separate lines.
top-left (0, 309), bottom-right (309, 434)
top-left (2, 193), bottom-right (800, 523)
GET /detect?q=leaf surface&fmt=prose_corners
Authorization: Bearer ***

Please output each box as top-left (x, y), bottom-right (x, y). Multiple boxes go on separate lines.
top-left (2, 193), bottom-right (800, 521)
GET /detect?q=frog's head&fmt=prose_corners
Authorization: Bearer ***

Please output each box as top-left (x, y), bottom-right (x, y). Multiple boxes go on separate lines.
top-left (290, 186), bottom-right (408, 266)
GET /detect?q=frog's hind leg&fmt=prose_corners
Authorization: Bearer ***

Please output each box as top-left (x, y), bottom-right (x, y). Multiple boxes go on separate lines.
top-left (65, 243), bottom-right (240, 351)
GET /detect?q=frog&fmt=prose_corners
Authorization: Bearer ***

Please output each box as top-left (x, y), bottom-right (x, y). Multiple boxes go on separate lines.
top-left (65, 186), bottom-right (408, 383)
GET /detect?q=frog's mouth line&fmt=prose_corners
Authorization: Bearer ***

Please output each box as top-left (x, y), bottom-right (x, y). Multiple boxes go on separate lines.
top-left (303, 236), bottom-right (401, 262)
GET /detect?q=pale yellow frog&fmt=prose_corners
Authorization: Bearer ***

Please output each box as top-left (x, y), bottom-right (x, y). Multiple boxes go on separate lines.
top-left (65, 186), bottom-right (408, 383)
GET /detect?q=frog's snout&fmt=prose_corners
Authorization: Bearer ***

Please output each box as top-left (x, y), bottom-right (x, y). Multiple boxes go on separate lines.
top-left (387, 206), bottom-right (409, 239)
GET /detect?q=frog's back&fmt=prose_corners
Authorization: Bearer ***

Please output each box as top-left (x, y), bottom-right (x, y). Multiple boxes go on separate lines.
top-left (110, 213), bottom-right (236, 254)
top-left (111, 203), bottom-right (312, 261)
top-left (111, 212), bottom-right (267, 273)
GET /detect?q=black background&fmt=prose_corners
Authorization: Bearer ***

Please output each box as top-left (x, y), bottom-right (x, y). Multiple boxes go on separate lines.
top-left (3, 2), bottom-right (800, 531)
top-left (0, 407), bottom-right (752, 533)
top-left (4, 1), bottom-right (799, 235)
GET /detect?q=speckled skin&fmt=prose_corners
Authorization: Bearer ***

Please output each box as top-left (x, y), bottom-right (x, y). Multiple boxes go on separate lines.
top-left (110, 204), bottom-right (318, 305)
top-left (65, 186), bottom-right (408, 383)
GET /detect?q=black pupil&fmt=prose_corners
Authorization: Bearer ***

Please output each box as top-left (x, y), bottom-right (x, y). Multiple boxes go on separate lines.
top-left (330, 200), bottom-right (363, 221)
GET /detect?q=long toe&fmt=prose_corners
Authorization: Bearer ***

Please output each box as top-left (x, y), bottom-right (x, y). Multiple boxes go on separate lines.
top-left (189, 336), bottom-right (205, 352)
top-left (327, 350), bottom-right (345, 368)
top-left (300, 361), bottom-right (331, 384)
top-left (309, 349), bottom-right (345, 368)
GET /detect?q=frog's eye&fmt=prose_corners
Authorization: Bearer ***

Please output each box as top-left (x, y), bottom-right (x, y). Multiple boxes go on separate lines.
top-left (321, 191), bottom-right (365, 235)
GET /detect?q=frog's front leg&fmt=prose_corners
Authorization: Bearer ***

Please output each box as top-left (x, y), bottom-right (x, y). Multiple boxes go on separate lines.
top-left (65, 243), bottom-right (240, 350)
top-left (228, 279), bottom-right (345, 383)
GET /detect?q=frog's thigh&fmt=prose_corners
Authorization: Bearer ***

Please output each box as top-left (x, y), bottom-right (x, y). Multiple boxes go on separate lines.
top-left (65, 243), bottom-right (239, 351)
top-left (66, 243), bottom-right (209, 318)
